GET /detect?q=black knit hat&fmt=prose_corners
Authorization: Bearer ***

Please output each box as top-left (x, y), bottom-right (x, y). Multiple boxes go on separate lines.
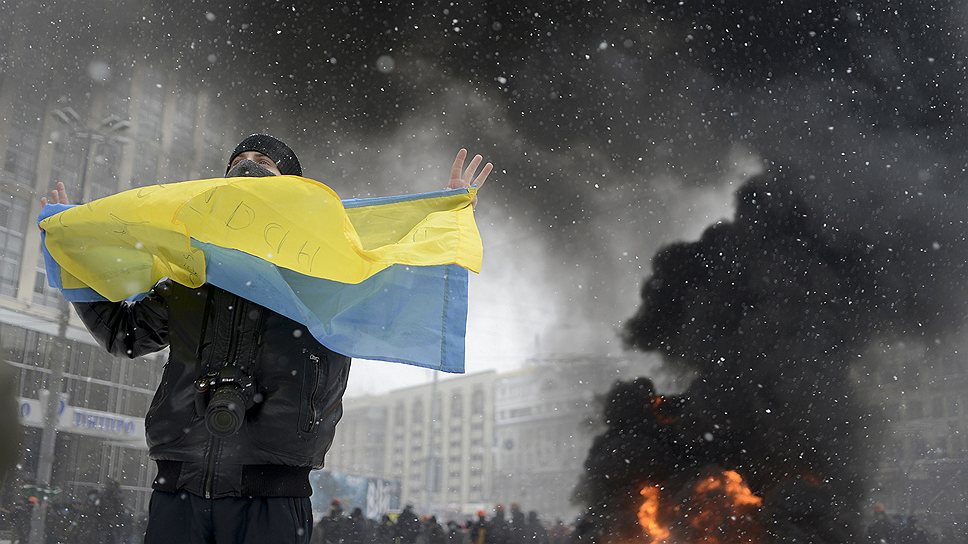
top-left (227, 133), bottom-right (302, 176)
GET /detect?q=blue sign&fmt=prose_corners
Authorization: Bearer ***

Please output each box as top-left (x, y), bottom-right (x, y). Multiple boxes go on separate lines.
top-left (310, 470), bottom-right (401, 519)
top-left (71, 410), bottom-right (137, 435)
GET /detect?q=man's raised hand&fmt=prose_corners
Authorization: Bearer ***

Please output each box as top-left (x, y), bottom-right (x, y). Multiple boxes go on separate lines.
top-left (40, 181), bottom-right (70, 207)
top-left (448, 149), bottom-right (493, 190)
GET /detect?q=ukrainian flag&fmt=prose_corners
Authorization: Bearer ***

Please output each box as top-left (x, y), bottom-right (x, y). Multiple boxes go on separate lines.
top-left (38, 176), bottom-right (482, 373)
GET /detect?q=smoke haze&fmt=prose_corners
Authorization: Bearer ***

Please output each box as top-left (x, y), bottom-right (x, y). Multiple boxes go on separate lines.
top-left (5, 2), bottom-right (968, 514)
top-left (1, 0), bottom-right (761, 390)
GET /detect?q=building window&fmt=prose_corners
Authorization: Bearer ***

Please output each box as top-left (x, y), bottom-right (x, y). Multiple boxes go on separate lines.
top-left (0, 321), bottom-right (27, 364)
top-left (412, 400), bottom-right (424, 424)
top-left (0, 195), bottom-right (28, 297)
top-left (472, 387), bottom-right (485, 415)
top-left (33, 249), bottom-right (62, 307)
top-left (451, 392), bottom-right (463, 418)
top-left (510, 407), bottom-right (533, 418)
top-left (4, 105), bottom-right (42, 186)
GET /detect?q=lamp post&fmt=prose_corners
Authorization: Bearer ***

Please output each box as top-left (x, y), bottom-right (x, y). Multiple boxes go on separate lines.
top-left (424, 372), bottom-right (440, 515)
top-left (49, 107), bottom-right (131, 201)
top-left (27, 106), bottom-right (129, 544)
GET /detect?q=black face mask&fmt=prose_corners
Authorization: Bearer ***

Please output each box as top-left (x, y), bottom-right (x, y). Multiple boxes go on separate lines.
top-left (226, 159), bottom-right (277, 178)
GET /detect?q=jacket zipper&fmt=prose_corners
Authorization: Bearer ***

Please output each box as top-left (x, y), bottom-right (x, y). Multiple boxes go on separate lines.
top-left (195, 288), bottom-right (215, 359)
top-left (202, 292), bottom-right (245, 499)
top-left (203, 436), bottom-right (219, 499)
top-left (303, 356), bottom-right (321, 433)
top-left (226, 297), bottom-right (245, 366)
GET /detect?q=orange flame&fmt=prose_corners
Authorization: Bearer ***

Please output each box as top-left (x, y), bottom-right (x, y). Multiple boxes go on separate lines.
top-left (801, 473), bottom-right (822, 487)
top-left (649, 396), bottom-right (679, 425)
top-left (694, 470), bottom-right (763, 507)
top-left (637, 486), bottom-right (670, 544)
top-left (634, 470), bottom-right (763, 544)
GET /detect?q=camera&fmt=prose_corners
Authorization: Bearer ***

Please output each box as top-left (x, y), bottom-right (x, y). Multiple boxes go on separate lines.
top-left (194, 366), bottom-right (258, 437)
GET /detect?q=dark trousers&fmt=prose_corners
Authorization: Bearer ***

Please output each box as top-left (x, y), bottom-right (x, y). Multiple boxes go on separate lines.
top-left (144, 490), bottom-right (313, 544)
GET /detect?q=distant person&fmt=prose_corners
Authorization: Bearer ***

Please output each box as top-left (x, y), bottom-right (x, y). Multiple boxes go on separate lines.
top-left (73, 489), bottom-right (112, 544)
top-left (546, 519), bottom-right (570, 544)
top-left (100, 479), bottom-right (127, 544)
top-left (509, 503), bottom-right (526, 544)
top-left (470, 510), bottom-right (488, 544)
top-left (423, 515), bottom-right (447, 544)
top-left (343, 507), bottom-right (367, 544)
top-left (376, 514), bottom-right (397, 544)
top-left (396, 504), bottom-right (422, 544)
top-left (485, 505), bottom-right (511, 544)
top-left (315, 499), bottom-right (346, 544)
top-left (525, 511), bottom-right (548, 544)
top-left (7, 498), bottom-right (31, 544)
top-left (445, 520), bottom-right (464, 543)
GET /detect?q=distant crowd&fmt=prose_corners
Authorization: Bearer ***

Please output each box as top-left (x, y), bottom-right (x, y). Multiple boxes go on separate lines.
top-left (311, 501), bottom-right (571, 544)
top-left (1, 485), bottom-right (570, 544)
top-left (0, 480), bottom-right (144, 544)
top-left (7, 486), bottom-right (968, 544)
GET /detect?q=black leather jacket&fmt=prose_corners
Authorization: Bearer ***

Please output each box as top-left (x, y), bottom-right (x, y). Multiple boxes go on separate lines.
top-left (73, 279), bottom-right (351, 498)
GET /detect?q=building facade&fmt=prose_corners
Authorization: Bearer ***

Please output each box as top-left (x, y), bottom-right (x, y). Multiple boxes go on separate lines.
top-left (325, 371), bottom-right (497, 519)
top-left (858, 341), bottom-right (968, 526)
top-left (326, 355), bottom-right (663, 522)
top-left (491, 355), bottom-right (659, 522)
top-left (0, 46), bottom-right (239, 515)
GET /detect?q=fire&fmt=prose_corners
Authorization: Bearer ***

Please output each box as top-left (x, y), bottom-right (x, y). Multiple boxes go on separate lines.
top-left (635, 470), bottom-right (763, 544)
top-left (694, 470), bottom-right (763, 507)
top-left (649, 395), bottom-right (679, 425)
top-left (801, 473), bottom-right (822, 487)
top-left (637, 486), bottom-right (670, 544)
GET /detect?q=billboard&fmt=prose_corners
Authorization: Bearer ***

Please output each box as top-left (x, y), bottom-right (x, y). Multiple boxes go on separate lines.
top-left (17, 391), bottom-right (147, 449)
top-left (309, 470), bottom-right (401, 519)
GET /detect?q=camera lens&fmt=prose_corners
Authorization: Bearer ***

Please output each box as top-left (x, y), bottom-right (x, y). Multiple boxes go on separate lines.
top-left (205, 386), bottom-right (246, 437)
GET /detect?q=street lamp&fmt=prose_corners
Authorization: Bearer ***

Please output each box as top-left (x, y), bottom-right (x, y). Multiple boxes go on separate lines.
top-left (49, 106), bottom-right (131, 201)
top-left (27, 106), bottom-right (129, 544)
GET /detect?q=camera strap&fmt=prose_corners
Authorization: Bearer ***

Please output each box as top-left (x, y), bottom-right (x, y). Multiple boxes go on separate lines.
top-left (202, 287), bottom-right (265, 376)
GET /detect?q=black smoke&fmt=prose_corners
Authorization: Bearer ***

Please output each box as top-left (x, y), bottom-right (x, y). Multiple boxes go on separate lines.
top-left (571, 1), bottom-right (968, 542)
top-left (575, 174), bottom-right (899, 542)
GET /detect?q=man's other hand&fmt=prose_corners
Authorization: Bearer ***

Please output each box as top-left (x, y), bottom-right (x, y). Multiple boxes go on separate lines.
top-left (40, 181), bottom-right (70, 207)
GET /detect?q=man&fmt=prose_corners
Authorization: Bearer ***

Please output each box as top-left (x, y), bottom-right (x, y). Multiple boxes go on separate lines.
top-left (485, 504), bottom-right (511, 544)
top-left (469, 510), bottom-right (488, 544)
top-left (525, 511), bottom-right (548, 544)
top-left (313, 499), bottom-right (345, 544)
top-left (40, 134), bottom-right (492, 543)
top-left (508, 503), bottom-right (526, 544)
top-left (394, 504), bottom-right (421, 544)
